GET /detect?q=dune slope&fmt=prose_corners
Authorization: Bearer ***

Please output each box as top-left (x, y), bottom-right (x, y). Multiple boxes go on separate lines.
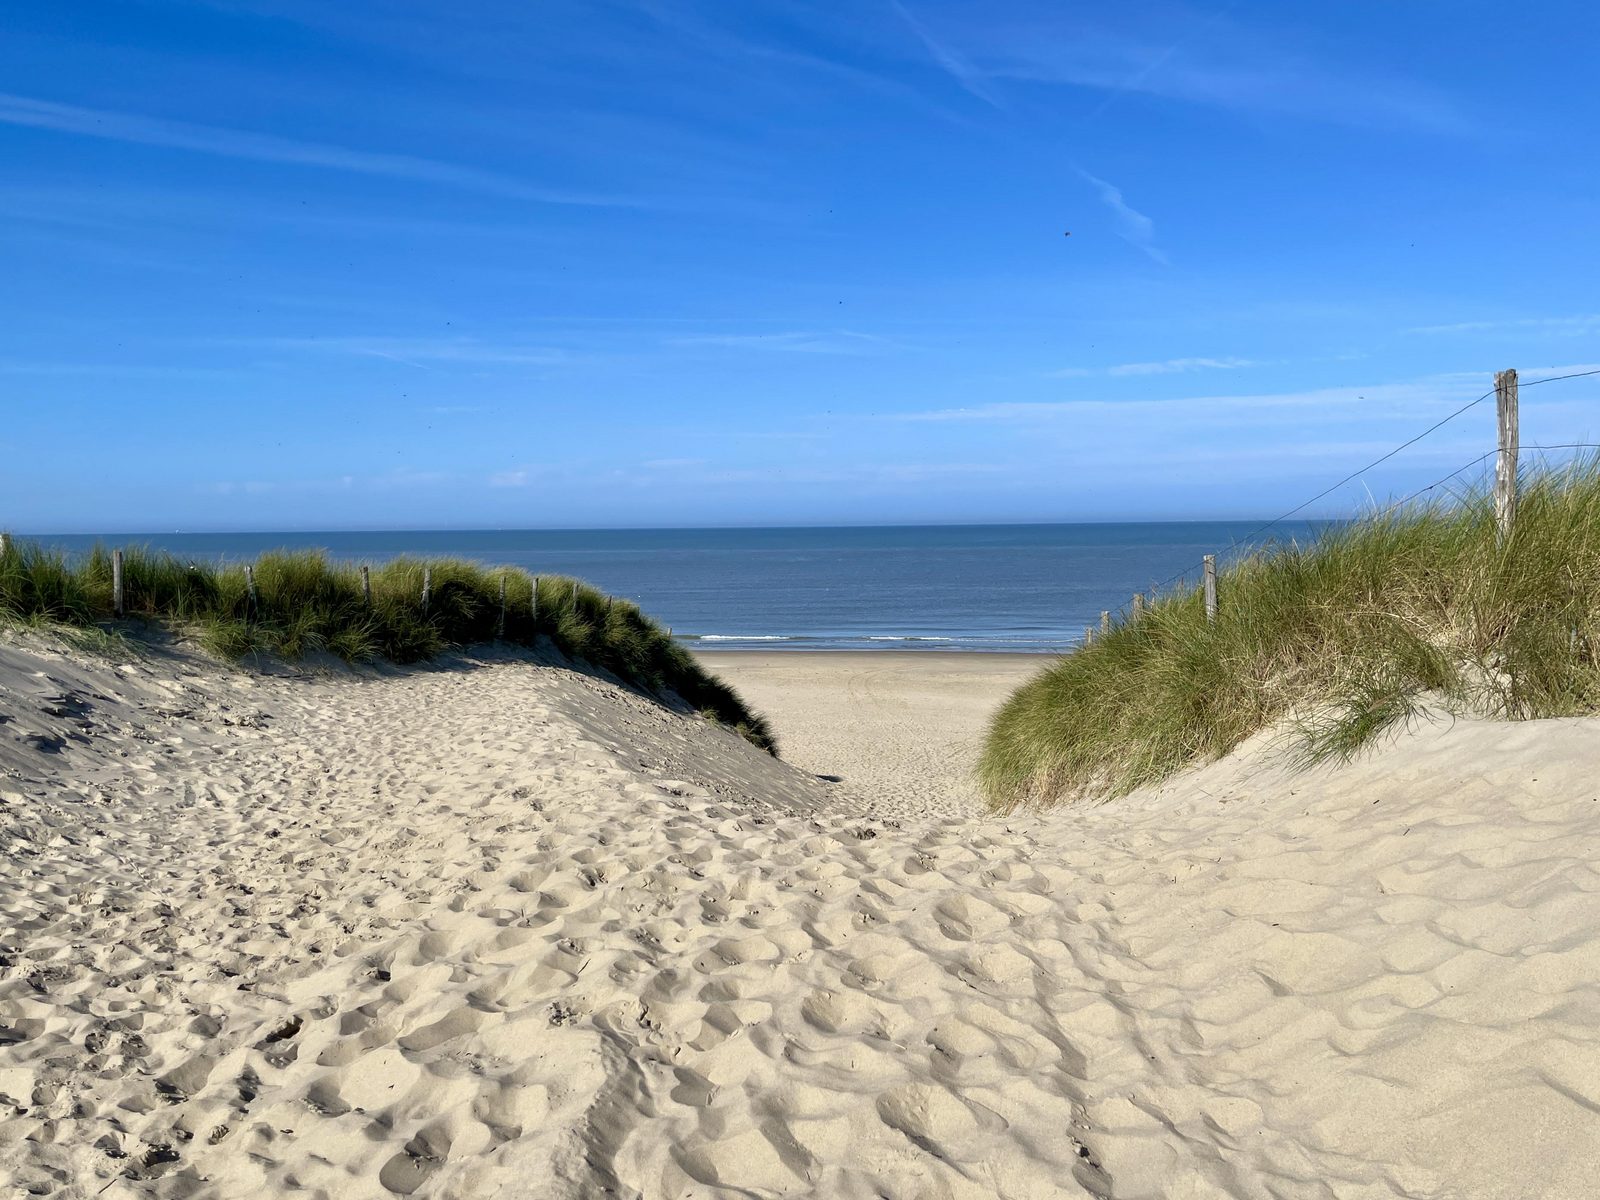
top-left (3, 638), bottom-right (1600, 1199)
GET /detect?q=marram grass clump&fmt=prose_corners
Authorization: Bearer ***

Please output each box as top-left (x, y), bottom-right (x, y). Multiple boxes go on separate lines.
top-left (0, 540), bottom-right (775, 755)
top-left (980, 458), bottom-right (1600, 811)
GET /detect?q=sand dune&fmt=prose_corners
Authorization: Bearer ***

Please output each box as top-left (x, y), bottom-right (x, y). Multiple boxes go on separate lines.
top-left (4, 637), bottom-right (1600, 1198)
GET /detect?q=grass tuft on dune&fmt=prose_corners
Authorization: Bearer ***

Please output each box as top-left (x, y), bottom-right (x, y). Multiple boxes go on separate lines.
top-left (0, 540), bottom-right (775, 754)
top-left (980, 458), bottom-right (1600, 811)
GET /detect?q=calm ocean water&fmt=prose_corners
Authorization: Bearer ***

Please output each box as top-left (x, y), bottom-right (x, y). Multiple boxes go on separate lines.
top-left (35, 523), bottom-right (1329, 653)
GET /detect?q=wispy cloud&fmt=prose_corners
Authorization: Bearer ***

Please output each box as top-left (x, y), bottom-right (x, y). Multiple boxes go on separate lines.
top-left (970, 20), bottom-right (1470, 133)
top-left (890, 377), bottom-right (1486, 423)
top-left (0, 92), bottom-right (634, 208)
top-left (1409, 314), bottom-right (1600, 336)
top-left (1523, 362), bottom-right (1600, 378)
top-left (0, 182), bottom-right (569, 242)
top-left (666, 330), bottom-right (894, 354)
top-left (0, 361), bottom-right (241, 379)
top-left (888, 0), bottom-right (1004, 108)
top-left (1076, 169), bottom-right (1167, 265)
top-left (623, 461), bottom-right (1008, 487)
top-left (205, 468), bottom-right (451, 495)
top-left (1050, 356), bottom-right (1259, 378)
top-left (243, 337), bottom-right (570, 368)
top-left (633, 2), bottom-right (976, 129)
top-left (641, 457), bottom-right (710, 470)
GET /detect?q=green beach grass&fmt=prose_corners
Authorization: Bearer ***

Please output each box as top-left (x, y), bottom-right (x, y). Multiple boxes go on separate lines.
top-left (0, 538), bottom-right (776, 754)
top-left (980, 459), bottom-right (1600, 811)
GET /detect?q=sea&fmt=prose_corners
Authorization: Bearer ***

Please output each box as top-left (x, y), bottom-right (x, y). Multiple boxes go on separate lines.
top-left (34, 523), bottom-right (1330, 653)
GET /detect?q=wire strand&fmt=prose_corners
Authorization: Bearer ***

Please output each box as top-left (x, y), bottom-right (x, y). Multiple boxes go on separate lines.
top-left (1222, 389), bottom-right (1496, 549)
top-left (1522, 366), bottom-right (1600, 388)
top-left (1372, 441), bottom-right (1600, 518)
top-left (1144, 431), bottom-right (1600, 597)
top-left (1149, 367), bottom-right (1600, 593)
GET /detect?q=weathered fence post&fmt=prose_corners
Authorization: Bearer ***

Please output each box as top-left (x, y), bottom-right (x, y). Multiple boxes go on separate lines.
top-left (1132, 592), bottom-right (1145, 617)
top-left (421, 566), bottom-right (432, 615)
top-left (112, 549), bottom-right (124, 618)
top-left (0, 532), bottom-right (8, 556)
top-left (1203, 554), bottom-right (1217, 624)
top-left (1083, 626), bottom-right (1094, 647)
top-left (360, 565), bottom-right (372, 607)
top-left (244, 564), bottom-right (258, 616)
top-left (497, 573), bottom-right (507, 638)
top-left (1100, 610), bottom-right (1111, 635)
top-left (571, 578), bottom-right (579, 606)
top-left (531, 576), bottom-right (539, 623)
top-left (1495, 368), bottom-right (1519, 542)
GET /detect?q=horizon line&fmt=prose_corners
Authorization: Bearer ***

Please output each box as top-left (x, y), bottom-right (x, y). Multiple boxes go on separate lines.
top-left (18, 515), bottom-right (1357, 538)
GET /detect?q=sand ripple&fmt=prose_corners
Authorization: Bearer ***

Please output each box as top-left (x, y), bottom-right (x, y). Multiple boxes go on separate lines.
top-left (4, 641), bottom-right (1600, 1197)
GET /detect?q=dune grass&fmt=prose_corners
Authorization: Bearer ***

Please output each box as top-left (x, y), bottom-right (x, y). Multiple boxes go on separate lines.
top-left (980, 458), bottom-right (1600, 811)
top-left (0, 538), bottom-right (775, 754)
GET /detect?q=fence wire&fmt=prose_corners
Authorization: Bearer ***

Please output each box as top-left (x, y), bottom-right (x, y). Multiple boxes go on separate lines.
top-left (1134, 366), bottom-right (1600, 606)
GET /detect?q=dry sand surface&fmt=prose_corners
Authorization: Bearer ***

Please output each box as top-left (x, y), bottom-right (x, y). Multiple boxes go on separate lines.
top-left (4, 634), bottom-right (1600, 1199)
top-left (696, 652), bottom-right (1042, 815)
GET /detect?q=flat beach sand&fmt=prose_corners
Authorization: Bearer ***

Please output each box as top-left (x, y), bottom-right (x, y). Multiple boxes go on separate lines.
top-left (5, 636), bottom-right (1600, 1198)
top-left (696, 651), bottom-right (1043, 814)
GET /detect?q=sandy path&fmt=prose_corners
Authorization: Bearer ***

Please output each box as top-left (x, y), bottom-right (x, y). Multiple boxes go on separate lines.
top-left (5, 637), bottom-right (1600, 1198)
top-left (697, 651), bottom-right (1044, 815)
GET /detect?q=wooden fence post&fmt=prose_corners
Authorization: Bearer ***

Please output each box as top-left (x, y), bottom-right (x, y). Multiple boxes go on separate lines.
top-left (1495, 368), bottom-right (1519, 542)
top-left (1100, 610), bottom-right (1111, 635)
top-left (571, 578), bottom-right (579, 606)
top-left (360, 565), bottom-right (372, 607)
top-left (1203, 554), bottom-right (1217, 624)
top-left (531, 576), bottom-right (539, 623)
top-left (421, 566), bottom-right (432, 615)
top-left (112, 549), bottom-right (124, 617)
top-left (244, 565), bottom-right (258, 616)
top-left (0, 532), bottom-right (8, 556)
top-left (1083, 626), bottom-right (1094, 647)
top-left (1132, 592), bottom-right (1145, 617)
top-left (497, 573), bottom-right (507, 638)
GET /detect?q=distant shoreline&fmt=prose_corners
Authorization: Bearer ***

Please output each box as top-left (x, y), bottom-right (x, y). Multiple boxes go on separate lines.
top-left (694, 648), bottom-right (1057, 661)
top-left (19, 523), bottom-right (1320, 655)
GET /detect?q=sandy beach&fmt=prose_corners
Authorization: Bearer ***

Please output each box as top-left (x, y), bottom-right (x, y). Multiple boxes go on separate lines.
top-left (696, 652), bottom-right (1044, 815)
top-left (5, 636), bottom-right (1600, 1198)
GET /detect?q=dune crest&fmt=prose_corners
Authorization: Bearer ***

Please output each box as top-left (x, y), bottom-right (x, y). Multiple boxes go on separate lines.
top-left (4, 639), bottom-right (1599, 1198)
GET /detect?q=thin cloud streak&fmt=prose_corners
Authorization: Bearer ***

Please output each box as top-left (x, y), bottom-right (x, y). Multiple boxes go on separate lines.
top-left (1409, 315), bottom-right (1600, 336)
top-left (1050, 356), bottom-right (1259, 378)
top-left (666, 330), bottom-right (895, 354)
top-left (240, 337), bottom-right (572, 367)
top-left (774, 6), bottom-right (1469, 133)
top-left (206, 468), bottom-right (452, 495)
top-left (635, 2), bottom-right (977, 130)
top-left (0, 361), bottom-right (242, 379)
top-left (890, 378), bottom-right (1490, 423)
top-left (1076, 168), bottom-right (1168, 265)
top-left (887, 0), bottom-right (1005, 108)
top-left (977, 24), bottom-right (1471, 134)
top-left (0, 92), bottom-right (636, 208)
top-left (629, 461), bottom-right (1009, 487)
top-left (641, 457), bottom-right (710, 470)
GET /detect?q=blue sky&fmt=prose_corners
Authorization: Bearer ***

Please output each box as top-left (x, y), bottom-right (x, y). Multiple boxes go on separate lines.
top-left (4, 0), bottom-right (1598, 531)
